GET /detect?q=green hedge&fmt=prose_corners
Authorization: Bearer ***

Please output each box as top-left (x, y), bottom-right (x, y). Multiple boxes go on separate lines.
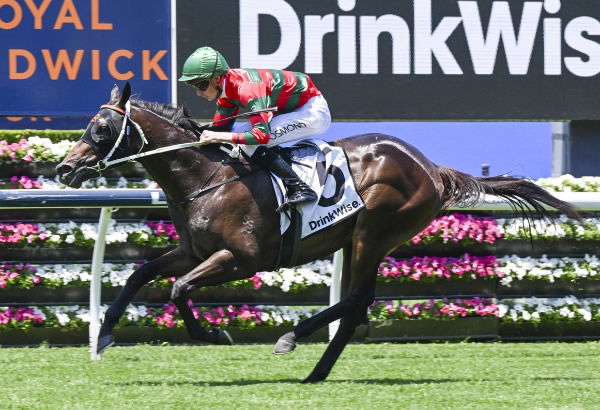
top-left (0, 129), bottom-right (84, 143)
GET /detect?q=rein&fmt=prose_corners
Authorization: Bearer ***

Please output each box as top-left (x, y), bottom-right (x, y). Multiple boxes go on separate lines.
top-left (87, 105), bottom-right (278, 174)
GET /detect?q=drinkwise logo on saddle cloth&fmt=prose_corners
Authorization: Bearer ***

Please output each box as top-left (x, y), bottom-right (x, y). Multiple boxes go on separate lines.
top-left (271, 139), bottom-right (365, 238)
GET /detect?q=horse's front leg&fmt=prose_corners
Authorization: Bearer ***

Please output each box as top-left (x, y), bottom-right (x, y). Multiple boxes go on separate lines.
top-left (97, 247), bottom-right (200, 353)
top-left (170, 249), bottom-right (249, 345)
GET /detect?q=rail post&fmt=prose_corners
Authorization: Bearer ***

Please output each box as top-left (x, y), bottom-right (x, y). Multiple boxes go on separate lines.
top-left (328, 249), bottom-right (343, 341)
top-left (89, 207), bottom-right (112, 360)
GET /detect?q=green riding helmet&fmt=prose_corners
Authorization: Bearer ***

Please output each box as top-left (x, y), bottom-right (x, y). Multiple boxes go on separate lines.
top-left (179, 46), bottom-right (229, 82)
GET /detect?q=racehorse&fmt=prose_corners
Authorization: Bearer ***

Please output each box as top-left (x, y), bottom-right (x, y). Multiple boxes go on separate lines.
top-left (56, 83), bottom-right (581, 383)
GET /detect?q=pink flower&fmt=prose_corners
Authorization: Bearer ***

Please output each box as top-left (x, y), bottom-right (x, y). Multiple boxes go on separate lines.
top-left (379, 254), bottom-right (499, 282)
top-left (240, 309), bottom-right (252, 321)
top-left (410, 213), bottom-right (502, 245)
top-left (249, 274), bottom-right (262, 290)
top-left (146, 221), bottom-right (179, 241)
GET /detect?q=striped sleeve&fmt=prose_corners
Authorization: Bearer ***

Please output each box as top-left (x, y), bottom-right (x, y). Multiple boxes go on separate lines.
top-left (237, 82), bottom-right (273, 145)
top-left (213, 99), bottom-right (239, 131)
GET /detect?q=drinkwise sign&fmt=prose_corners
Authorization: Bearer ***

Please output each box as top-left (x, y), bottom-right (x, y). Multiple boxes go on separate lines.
top-left (1, 0), bottom-right (172, 116)
top-left (178, 0), bottom-right (600, 120)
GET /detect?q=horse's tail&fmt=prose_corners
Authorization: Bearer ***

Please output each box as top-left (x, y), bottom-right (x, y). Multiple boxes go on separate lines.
top-left (437, 166), bottom-right (582, 221)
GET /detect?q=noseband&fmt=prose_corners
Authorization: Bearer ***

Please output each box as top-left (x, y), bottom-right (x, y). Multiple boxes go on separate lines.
top-left (85, 101), bottom-right (149, 174)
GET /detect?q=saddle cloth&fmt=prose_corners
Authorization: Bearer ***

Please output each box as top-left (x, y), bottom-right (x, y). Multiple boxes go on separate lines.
top-left (270, 138), bottom-right (365, 238)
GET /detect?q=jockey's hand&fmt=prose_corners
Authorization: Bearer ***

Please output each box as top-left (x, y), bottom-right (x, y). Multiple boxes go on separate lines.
top-left (200, 130), bottom-right (230, 144)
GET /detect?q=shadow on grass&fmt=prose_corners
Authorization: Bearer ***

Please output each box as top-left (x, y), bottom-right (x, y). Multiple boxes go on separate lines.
top-left (113, 374), bottom-right (599, 387)
top-left (113, 377), bottom-right (477, 387)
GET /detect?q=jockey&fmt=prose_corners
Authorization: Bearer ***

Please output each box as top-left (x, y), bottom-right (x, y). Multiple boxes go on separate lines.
top-left (179, 46), bottom-right (331, 212)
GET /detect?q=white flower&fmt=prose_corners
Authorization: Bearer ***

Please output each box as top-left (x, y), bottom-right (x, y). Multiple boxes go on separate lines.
top-left (55, 313), bottom-right (70, 326)
top-left (76, 309), bottom-right (90, 323)
top-left (497, 255), bottom-right (600, 283)
top-left (578, 308), bottom-right (592, 321)
top-left (125, 304), bottom-right (148, 321)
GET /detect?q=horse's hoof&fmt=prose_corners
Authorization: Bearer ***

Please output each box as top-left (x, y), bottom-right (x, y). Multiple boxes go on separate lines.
top-left (208, 328), bottom-right (233, 345)
top-left (273, 331), bottom-right (296, 355)
top-left (97, 334), bottom-right (114, 354)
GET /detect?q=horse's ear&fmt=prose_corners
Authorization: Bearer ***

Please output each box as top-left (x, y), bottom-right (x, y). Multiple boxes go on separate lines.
top-left (117, 82), bottom-right (131, 109)
top-left (109, 84), bottom-right (120, 104)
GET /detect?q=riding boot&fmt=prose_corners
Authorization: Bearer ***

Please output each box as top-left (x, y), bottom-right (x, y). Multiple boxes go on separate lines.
top-left (251, 146), bottom-right (318, 212)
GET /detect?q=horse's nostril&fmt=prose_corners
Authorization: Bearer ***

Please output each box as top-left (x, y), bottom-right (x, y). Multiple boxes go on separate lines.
top-left (56, 164), bottom-right (73, 176)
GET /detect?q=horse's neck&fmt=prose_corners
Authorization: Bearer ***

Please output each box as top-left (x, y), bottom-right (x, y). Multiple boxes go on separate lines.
top-left (131, 108), bottom-right (232, 201)
top-left (139, 134), bottom-right (225, 201)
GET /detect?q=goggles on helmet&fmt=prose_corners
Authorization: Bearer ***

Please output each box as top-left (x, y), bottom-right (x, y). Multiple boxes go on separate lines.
top-left (187, 78), bottom-right (210, 91)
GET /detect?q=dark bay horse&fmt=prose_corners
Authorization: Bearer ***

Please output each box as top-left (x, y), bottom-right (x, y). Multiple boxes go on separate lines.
top-left (56, 83), bottom-right (581, 383)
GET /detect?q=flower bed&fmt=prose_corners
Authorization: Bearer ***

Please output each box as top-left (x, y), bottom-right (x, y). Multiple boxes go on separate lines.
top-left (0, 137), bottom-right (75, 163)
top-left (3, 213), bottom-right (600, 248)
top-left (369, 297), bottom-right (499, 320)
top-left (0, 303), bottom-right (323, 332)
top-left (0, 220), bottom-right (177, 247)
top-left (498, 296), bottom-right (600, 340)
top-left (3, 254), bottom-right (600, 300)
top-left (4, 297), bottom-right (600, 345)
top-left (0, 297), bottom-right (501, 332)
top-left (498, 296), bottom-right (600, 323)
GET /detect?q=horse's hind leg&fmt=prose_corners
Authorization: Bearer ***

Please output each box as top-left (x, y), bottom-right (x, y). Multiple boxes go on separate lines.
top-left (301, 239), bottom-right (382, 383)
top-left (98, 247), bottom-right (199, 353)
top-left (170, 249), bottom-right (250, 345)
top-left (277, 203), bottom-right (438, 382)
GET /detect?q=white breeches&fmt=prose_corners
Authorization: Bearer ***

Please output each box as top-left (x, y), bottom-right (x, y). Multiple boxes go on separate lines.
top-left (233, 95), bottom-right (331, 156)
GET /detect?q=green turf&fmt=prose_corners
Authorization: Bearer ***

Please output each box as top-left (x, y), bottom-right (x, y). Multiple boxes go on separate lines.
top-left (0, 342), bottom-right (599, 409)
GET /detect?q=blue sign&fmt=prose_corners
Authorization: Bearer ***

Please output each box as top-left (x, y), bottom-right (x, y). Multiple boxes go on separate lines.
top-left (0, 0), bottom-right (172, 116)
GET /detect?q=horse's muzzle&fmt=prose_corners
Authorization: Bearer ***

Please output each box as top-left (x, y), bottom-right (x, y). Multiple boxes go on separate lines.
top-left (56, 161), bottom-right (98, 188)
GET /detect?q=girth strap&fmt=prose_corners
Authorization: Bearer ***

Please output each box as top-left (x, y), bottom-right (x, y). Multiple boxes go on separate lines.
top-left (176, 157), bottom-right (259, 205)
top-left (274, 208), bottom-right (302, 269)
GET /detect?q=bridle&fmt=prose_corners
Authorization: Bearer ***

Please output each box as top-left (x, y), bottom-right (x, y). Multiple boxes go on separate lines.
top-left (85, 101), bottom-right (149, 174)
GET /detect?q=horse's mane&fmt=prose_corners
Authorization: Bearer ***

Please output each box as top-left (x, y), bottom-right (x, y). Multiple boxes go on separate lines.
top-left (130, 98), bottom-right (200, 134)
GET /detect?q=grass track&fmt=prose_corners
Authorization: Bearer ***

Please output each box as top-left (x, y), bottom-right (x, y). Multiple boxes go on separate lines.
top-left (1, 342), bottom-right (599, 409)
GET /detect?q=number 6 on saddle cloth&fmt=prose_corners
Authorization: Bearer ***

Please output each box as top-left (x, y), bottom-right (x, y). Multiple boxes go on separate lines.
top-left (245, 138), bottom-right (365, 268)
